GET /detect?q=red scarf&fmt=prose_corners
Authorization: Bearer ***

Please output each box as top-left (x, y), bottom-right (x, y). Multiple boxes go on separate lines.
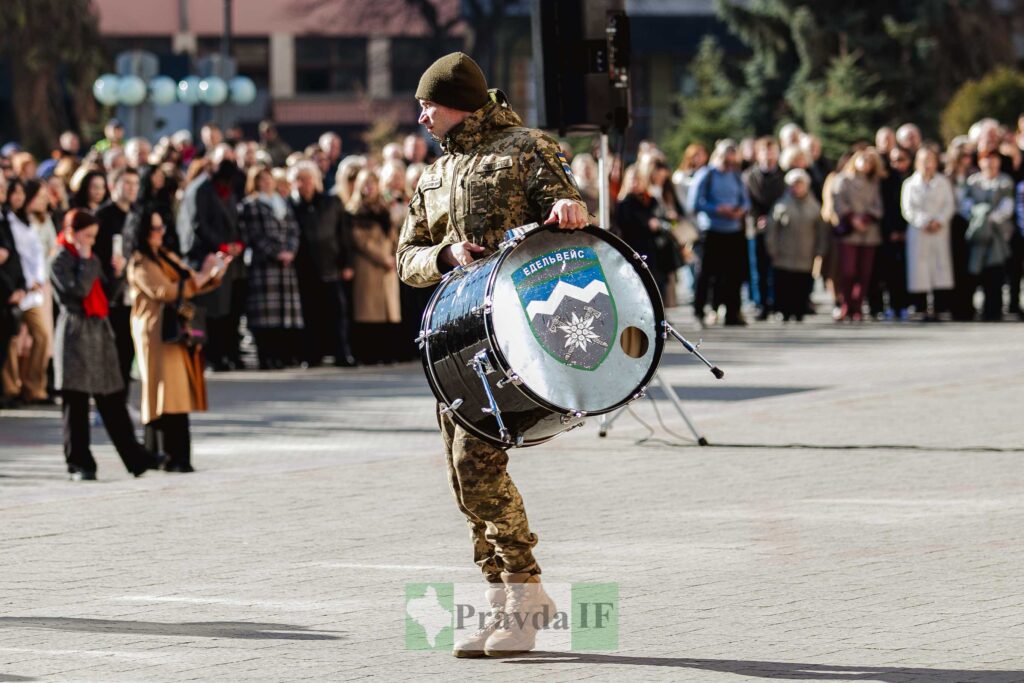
top-left (56, 233), bottom-right (109, 319)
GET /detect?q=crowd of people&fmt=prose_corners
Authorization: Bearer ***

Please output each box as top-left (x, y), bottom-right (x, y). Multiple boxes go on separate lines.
top-left (2, 112), bottom-right (1023, 477)
top-left (597, 118), bottom-right (1024, 326)
top-left (0, 117), bottom-right (435, 478)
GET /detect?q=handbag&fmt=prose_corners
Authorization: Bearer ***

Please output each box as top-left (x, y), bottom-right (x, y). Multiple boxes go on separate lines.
top-left (161, 280), bottom-right (207, 347)
top-left (833, 214), bottom-right (853, 237)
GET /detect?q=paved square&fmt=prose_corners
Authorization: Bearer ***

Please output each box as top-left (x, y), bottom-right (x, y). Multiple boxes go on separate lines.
top-left (1, 315), bottom-right (1022, 681)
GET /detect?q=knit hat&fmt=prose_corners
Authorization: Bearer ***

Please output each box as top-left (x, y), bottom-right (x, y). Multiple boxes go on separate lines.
top-left (415, 52), bottom-right (490, 113)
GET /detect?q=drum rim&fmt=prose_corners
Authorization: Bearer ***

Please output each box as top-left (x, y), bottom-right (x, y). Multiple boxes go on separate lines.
top-left (484, 225), bottom-right (666, 416)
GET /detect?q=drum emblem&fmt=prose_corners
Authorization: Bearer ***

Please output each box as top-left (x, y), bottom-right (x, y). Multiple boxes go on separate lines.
top-left (511, 246), bottom-right (617, 370)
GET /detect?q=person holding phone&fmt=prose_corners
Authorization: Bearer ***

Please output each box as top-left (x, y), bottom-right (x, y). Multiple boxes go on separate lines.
top-left (50, 209), bottom-right (164, 480)
top-left (128, 208), bottom-right (230, 472)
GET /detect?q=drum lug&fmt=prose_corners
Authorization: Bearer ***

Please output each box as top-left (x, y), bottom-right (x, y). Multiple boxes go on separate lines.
top-left (560, 410), bottom-right (586, 424)
top-left (632, 252), bottom-right (649, 269)
top-left (469, 350), bottom-right (512, 444)
top-left (441, 264), bottom-right (466, 282)
top-left (415, 329), bottom-right (433, 348)
top-left (632, 386), bottom-right (647, 401)
top-left (470, 297), bottom-right (494, 317)
top-left (499, 222), bottom-right (540, 250)
top-left (496, 372), bottom-right (521, 389)
top-left (514, 433), bottom-right (525, 447)
top-left (439, 398), bottom-right (464, 416)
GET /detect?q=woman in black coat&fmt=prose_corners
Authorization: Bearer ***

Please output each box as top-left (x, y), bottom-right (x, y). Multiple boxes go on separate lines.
top-left (50, 209), bottom-right (165, 480)
top-left (0, 175), bottom-right (26, 408)
top-left (615, 165), bottom-right (670, 298)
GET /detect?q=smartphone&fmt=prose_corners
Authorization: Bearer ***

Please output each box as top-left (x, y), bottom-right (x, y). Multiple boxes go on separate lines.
top-left (112, 234), bottom-right (123, 257)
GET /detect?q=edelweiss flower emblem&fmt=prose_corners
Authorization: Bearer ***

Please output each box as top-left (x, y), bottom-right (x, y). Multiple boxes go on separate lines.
top-left (557, 312), bottom-right (602, 352)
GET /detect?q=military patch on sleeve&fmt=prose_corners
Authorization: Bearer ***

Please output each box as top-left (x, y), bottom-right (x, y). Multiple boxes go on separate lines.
top-left (418, 174), bottom-right (442, 191)
top-left (555, 152), bottom-right (580, 191)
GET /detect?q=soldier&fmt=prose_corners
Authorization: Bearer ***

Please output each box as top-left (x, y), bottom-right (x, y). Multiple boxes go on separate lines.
top-left (397, 52), bottom-right (587, 658)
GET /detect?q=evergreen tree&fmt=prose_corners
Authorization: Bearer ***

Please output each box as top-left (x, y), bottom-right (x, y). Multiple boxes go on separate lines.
top-left (660, 37), bottom-right (747, 163)
top-left (803, 53), bottom-right (889, 161)
top-left (0, 0), bottom-right (105, 154)
top-left (714, 0), bottom-right (1016, 138)
top-left (941, 68), bottom-right (1024, 142)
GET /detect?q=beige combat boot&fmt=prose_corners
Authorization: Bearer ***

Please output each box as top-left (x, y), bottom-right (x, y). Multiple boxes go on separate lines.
top-left (452, 584), bottom-right (505, 658)
top-left (484, 572), bottom-right (556, 657)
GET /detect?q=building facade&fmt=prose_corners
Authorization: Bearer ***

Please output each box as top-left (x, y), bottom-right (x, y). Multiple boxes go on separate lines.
top-left (94, 0), bottom-right (467, 149)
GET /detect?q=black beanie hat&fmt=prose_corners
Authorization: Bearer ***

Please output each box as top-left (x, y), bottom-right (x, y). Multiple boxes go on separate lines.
top-left (415, 52), bottom-right (490, 113)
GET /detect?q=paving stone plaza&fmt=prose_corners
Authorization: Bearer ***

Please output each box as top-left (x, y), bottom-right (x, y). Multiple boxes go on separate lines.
top-left (1, 316), bottom-right (1022, 681)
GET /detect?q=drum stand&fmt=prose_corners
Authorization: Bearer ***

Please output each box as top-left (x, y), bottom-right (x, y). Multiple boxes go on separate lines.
top-left (598, 322), bottom-right (723, 446)
top-left (592, 134), bottom-right (722, 447)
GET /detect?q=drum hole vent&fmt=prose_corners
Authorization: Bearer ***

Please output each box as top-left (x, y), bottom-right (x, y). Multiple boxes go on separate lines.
top-left (620, 327), bottom-right (648, 358)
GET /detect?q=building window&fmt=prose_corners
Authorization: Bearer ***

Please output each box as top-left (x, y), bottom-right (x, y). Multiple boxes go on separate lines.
top-left (196, 37), bottom-right (270, 88)
top-left (390, 38), bottom-right (463, 93)
top-left (295, 37), bottom-right (367, 94)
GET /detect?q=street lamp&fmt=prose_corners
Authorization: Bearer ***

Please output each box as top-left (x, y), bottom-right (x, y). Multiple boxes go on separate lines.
top-left (92, 74), bottom-right (255, 107)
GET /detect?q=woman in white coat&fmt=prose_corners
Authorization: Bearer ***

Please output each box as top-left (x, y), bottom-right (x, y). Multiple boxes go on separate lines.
top-left (901, 147), bottom-right (955, 320)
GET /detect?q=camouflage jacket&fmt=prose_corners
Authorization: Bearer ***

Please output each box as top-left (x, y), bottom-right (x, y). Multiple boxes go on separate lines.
top-left (397, 99), bottom-right (585, 287)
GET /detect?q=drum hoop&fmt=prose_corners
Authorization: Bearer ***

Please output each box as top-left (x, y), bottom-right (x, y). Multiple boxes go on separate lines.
top-left (483, 225), bottom-right (666, 416)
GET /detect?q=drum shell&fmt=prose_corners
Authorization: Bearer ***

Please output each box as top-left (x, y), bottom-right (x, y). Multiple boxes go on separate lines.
top-left (420, 226), bottom-right (664, 448)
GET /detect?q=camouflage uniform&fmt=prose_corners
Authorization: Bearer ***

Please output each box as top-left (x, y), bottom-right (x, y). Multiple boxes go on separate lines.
top-left (398, 95), bottom-right (584, 582)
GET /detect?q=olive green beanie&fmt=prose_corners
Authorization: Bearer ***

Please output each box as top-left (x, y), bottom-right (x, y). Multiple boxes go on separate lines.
top-left (415, 52), bottom-right (490, 112)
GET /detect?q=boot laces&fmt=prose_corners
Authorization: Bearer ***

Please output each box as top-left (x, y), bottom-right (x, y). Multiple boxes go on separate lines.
top-left (467, 602), bottom-right (504, 638)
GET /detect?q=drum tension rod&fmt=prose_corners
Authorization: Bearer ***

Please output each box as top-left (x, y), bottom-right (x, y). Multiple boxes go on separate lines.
top-left (439, 398), bottom-right (464, 416)
top-left (468, 350), bottom-right (512, 444)
top-left (661, 321), bottom-right (725, 380)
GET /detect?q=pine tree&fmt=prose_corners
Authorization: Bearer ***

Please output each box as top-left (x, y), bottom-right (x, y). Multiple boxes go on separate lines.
top-left (713, 0), bottom-right (1016, 138)
top-left (660, 37), bottom-right (747, 163)
top-left (803, 53), bottom-right (889, 161)
top-left (0, 0), bottom-right (105, 154)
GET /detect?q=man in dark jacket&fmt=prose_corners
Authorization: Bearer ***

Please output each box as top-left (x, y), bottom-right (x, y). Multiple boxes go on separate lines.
top-left (288, 160), bottom-right (356, 367)
top-left (872, 147), bottom-right (912, 318)
top-left (95, 168), bottom-right (139, 394)
top-left (190, 150), bottom-right (246, 371)
top-left (0, 175), bottom-right (26, 408)
top-left (743, 137), bottom-right (786, 319)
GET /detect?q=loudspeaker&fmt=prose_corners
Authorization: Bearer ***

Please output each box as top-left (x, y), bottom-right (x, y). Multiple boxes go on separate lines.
top-left (530, 0), bottom-right (630, 134)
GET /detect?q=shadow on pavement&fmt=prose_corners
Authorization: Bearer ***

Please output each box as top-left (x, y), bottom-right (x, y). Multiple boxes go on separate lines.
top-left (647, 385), bottom-right (819, 401)
top-left (0, 617), bottom-right (341, 640)
top-left (505, 653), bottom-right (1023, 682)
top-left (635, 440), bottom-right (1024, 454)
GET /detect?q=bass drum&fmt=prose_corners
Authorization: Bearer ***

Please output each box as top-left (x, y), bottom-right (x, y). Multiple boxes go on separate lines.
top-left (420, 224), bottom-right (664, 448)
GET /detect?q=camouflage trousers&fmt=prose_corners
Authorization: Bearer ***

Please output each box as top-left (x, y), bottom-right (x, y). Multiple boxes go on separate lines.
top-left (438, 407), bottom-right (539, 583)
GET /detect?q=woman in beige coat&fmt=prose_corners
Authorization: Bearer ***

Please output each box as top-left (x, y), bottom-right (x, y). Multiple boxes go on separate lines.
top-left (128, 208), bottom-right (230, 472)
top-left (347, 169), bottom-right (400, 363)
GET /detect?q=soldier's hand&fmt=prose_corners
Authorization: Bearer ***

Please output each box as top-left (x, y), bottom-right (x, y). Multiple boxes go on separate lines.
top-left (441, 241), bottom-right (486, 268)
top-left (544, 199), bottom-right (588, 230)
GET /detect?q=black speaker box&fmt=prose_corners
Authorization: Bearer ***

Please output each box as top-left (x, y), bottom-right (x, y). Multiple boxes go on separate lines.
top-left (530, 0), bottom-right (630, 134)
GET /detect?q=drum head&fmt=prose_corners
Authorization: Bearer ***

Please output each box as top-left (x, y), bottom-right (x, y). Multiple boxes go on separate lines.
top-left (489, 227), bottom-right (662, 414)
